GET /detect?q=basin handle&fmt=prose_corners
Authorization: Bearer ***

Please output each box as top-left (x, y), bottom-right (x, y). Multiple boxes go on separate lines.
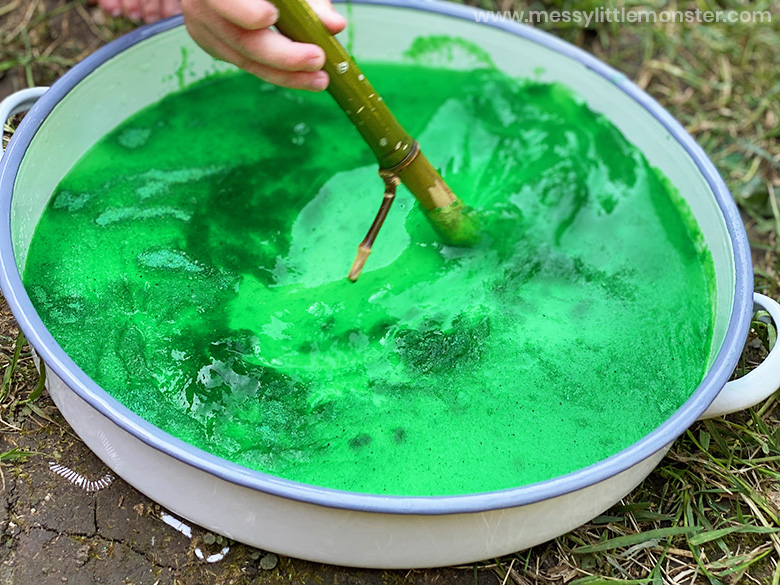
top-left (700, 293), bottom-right (780, 419)
top-left (0, 87), bottom-right (49, 161)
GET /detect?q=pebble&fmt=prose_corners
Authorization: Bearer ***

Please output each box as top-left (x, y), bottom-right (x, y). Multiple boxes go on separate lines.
top-left (259, 553), bottom-right (278, 570)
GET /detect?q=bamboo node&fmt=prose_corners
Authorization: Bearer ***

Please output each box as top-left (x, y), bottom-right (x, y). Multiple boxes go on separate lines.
top-left (378, 141), bottom-right (420, 179)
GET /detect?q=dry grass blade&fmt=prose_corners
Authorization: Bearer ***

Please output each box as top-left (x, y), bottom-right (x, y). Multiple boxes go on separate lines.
top-left (0, 330), bottom-right (25, 402)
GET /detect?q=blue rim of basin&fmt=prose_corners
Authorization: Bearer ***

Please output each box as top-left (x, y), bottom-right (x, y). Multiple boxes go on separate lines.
top-left (0, 0), bottom-right (754, 515)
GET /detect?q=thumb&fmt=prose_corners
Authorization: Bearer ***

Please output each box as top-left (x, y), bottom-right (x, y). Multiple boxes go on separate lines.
top-left (307, 0), bottom-right (347, 35)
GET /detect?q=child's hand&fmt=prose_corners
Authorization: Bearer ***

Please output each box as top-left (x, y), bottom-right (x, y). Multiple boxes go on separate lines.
top-left (182, 0), bottom-right (346, 91)
top-left (91, 0), bottom-right (182, 23)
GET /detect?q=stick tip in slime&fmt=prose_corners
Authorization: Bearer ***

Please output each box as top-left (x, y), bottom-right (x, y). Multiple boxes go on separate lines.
top-left (395, 150), bottom-right (481, 249)
top-left (348, 170), bottom-right (400, 282)
top-left (348, 245), bottom-right (371, 282)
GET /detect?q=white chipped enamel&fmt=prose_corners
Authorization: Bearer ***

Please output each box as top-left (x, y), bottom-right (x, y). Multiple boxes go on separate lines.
top-left (49, 461), bottom-right (114, 493)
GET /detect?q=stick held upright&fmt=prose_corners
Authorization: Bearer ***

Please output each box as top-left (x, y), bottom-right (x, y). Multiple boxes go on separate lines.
top-left (273, 0), bottom-right (480, 280)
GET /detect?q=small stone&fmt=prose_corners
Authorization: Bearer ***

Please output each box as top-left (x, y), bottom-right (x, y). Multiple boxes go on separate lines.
top-left (259, 553), bottom-right (278, 570)
top-left (75, 544), bottom-right (90, 567)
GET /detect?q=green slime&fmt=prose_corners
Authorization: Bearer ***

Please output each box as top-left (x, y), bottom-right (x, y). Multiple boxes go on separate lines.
top-left (24, 64), bottom-right (714, 496)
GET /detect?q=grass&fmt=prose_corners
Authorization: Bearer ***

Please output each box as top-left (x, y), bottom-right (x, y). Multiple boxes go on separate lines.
top-left (1, 0), bottom-right (779, 583)
top-left (0, 330), bottom-right (43, 428)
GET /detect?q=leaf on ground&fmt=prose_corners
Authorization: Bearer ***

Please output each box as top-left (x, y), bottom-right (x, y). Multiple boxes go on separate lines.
top-left (688, 525), bottom-right (780, 546)
top-left (0, 330), bottom-right (25, 402)
top-left (25, 360), bottom-right (46, 403)
top-left (573, 526), bottom-right (702, 554)
top-left (0, 447), bottom-right (37, 462)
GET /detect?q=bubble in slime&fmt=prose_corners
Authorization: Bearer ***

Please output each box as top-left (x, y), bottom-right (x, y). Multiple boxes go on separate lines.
top-left (23, 62), bottom-right (714, 496)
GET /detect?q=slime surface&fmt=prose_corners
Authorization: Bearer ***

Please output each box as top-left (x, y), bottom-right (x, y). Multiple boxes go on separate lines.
top-left (24, 64), bottom-right (714, 496)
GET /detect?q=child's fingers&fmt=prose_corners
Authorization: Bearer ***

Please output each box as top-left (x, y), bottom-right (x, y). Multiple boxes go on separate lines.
top-left (187, 20), bottom-right (330, 91)
top-left (245, 60), bottom-right (330, 91)
top-left (120, 0), bottom-right (143, 20)
top-left (203, 0), bottom-right (279, 31)
top-left (98, 0), bottom-right (123, 17)
top-left (200, 0), bottom-right (345, 35)
top-left (308, 0), bottom-right (347, 34)
top-left (161, 0), bottom-right (181, 17)
top-left (141, 0), bottom-right (163, 22)
top-left (230, 29), bottom-right (326, 72)
top-left (202, 14), bottom-right (326, 73)
top-left (100, 0), bottom-right (178, 21)
top-left (182, 0), bottom-right (348, 90)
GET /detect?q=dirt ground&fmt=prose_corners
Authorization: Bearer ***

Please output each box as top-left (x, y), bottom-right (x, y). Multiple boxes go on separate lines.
top-left (2, 0), bottom-right (780, 584)
top-left (0, 393), bottom-right (494, 585)
top-left (0, 403), bottom-right (497, 585)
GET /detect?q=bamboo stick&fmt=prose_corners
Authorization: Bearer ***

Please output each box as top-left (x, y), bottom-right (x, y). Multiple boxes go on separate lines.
top-left (273, 0), bottom-right (480, 280)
